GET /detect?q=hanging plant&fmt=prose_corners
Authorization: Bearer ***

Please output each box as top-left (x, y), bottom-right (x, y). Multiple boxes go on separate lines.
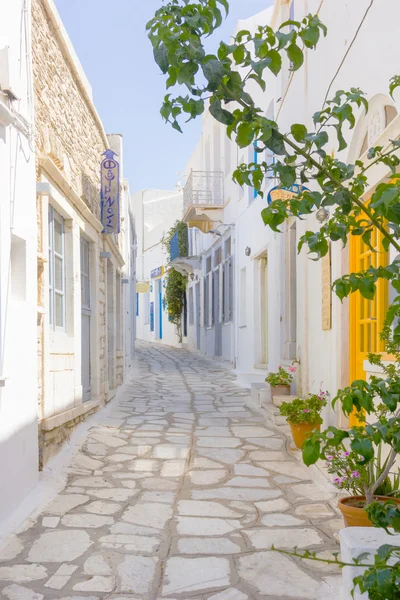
top-left (161, 221), bottom-right (188, 342)
top-left (161, 219), bottom-right (189, 259)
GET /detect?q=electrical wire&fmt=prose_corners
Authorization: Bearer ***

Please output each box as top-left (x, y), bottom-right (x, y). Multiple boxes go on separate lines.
top-left (321, 0), bottom-right (375, 108)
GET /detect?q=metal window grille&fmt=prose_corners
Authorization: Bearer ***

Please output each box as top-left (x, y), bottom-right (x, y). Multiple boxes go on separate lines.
top-left (188, 287), bottom-right (194, 325)
top-left (49, 206), bottom-right (65, 330)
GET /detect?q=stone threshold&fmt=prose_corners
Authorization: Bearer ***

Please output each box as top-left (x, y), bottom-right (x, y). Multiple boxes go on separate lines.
top-left (41, 399), bottom-right (102, 431)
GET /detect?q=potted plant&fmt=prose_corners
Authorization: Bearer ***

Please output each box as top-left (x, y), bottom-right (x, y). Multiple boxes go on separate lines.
top-left (265, 365), bottom-right (296, 398)
top-left (324, 441), bottom-right (400, 527)
top-left (279, 392), bottom-right (327, 449)
top-left (302, 353), bottom-right (400, 527)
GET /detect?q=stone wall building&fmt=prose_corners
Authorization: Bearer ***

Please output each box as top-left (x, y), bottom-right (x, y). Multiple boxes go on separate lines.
top-left (32, 0), bottom-right (135, 467)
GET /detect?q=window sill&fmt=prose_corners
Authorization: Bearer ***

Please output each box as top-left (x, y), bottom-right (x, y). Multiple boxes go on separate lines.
top-left (41, 399), bottom-right (101, 431)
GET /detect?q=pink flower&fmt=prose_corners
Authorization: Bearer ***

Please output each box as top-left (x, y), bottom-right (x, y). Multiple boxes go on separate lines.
top-left (343, 451), bottom-right (350, 457)
top-left (351, 471), bottom-right (360, 478)
top-left (334, 477), bottom-right (340, 483)
top-left (303, 409), bottom-right (309, 413)
top-left (288, 366), bottom-right (297, 373)
top-left (327, 455), bottom-right (333, 461)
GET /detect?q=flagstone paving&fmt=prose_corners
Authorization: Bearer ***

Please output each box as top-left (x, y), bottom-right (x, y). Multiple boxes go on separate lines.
top-left (0, 342), bottom-right (342, 599)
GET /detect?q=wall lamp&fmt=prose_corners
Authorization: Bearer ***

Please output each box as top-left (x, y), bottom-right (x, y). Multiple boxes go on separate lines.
top-left (190, 273), bottom-right (199, 282)
top-left (315, 207), bottom-right (330, 223)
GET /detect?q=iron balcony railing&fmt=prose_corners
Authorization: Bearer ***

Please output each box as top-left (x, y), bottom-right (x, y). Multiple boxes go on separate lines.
top-left (183, 170), bottom-right (224, 213)
top-left (170, 228), bottom-right (189, 262)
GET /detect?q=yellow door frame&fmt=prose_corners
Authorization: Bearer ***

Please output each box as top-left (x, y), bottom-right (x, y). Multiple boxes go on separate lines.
top-left (349, 223), bottom-right (389, 425)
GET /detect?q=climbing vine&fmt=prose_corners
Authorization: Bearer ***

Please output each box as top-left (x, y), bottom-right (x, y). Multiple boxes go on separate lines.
top-left (162, 221), bottom-right (188, 341)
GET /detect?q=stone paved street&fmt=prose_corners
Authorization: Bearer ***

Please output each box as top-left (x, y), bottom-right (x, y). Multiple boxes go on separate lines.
top-left (0, 343), bottom-right (342, 599)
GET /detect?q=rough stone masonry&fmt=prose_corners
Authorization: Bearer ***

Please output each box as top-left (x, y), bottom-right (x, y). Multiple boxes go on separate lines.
top-left (0, 342), bottom-right (342, 599)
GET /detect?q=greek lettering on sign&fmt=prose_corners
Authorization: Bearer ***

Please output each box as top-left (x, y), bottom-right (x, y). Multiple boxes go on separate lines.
top-left (100, 149), bottom-right (120, 234)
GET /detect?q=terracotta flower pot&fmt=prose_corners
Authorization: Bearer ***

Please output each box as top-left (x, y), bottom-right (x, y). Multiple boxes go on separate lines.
top-left (289, 421), bottom-right (321, 449)
top-left (270, 384), bottom-right (291, 397)
top-left (338, 496), bottom-right (400, 528)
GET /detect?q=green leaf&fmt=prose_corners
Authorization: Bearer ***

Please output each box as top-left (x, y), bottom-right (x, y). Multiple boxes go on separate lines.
top-left (302, 439), bottom-right (320, 466)
top-left (389, 75), bottom-right (400, 99)
top-left (267, 50), bottom-right (282, 75)
top-left (291, 124), bottom-right (307, 143)
top-left (358, 278), bottom-right (376, 300)
top-left (236, 122), bottom-right (255, 148)
top-left (287, 44), bottom-right (304, 70)
top-left (300, 26), bottom-right (320, 48)
top-left (209, 99), bottom-right (234, 125)
top-left (233, 45), bottom-right (246, 64)
top-left (202, 58), bottom-right (225, 91)
top-left (172, 120), bottom-right (183, 134)
top-left (248, 73), bottom-right (266, 92)
top-left (154, 43), bottom-right (169, 74)
top-left (217, 0), bottom-right (229, 15)
top-left (351, 438), bottom-right (374, 464)
top-left (265, 130), bottom-right (287, 155)
top-left (275, 30), bottom-right (292, 50)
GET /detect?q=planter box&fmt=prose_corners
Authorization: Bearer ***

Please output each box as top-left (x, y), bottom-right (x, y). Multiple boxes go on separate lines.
top-left (340, 527), bottom-right (400, 599)
top-left (272, 394), bottom-right (297, 408)
top-left (270, 384), bottom-right (291, 397)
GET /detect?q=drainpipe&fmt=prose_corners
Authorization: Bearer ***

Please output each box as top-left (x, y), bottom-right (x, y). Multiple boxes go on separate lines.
top-left (141, 189), bottom-right (150, 282)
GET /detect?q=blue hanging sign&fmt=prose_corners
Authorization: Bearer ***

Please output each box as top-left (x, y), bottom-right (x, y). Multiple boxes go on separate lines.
top-left (100, 149), bottom-right (120, 234)
top-left (267, 184), bottom-right (309, 205)
top-left (151, 266), bottom-right (164, 279)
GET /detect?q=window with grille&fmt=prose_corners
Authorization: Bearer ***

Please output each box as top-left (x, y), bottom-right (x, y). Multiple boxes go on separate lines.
top-left (214, 246), bottom-right (222, 267)
top-left (240, 267), bottom-right (247, 327)
top-left (188, 287), bottom-right (194, 325)
top-left (223, 256), bottom-right (233, 323)
top-left (205, 272), bottom-right (213, 328)
top-left (49, 206), bottom-right (65, 330)
top-left (224, 132), bottom-right (231, 176)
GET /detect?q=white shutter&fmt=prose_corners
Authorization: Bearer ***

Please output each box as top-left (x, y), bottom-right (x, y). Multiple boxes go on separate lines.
top-left (200, 277), bottom-right (205, 327)
top-left (209, 273), bottom-right (213, 327)
top-left (219, 264), bottom-right (223, 323)
top-left (228, 257), bottom-right (233, 321)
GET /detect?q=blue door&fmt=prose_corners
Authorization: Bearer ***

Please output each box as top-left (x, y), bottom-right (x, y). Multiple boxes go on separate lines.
top-left (150, 302), bottom-right (154, 332)
top-left (158, 279), bottom-right (163, 340)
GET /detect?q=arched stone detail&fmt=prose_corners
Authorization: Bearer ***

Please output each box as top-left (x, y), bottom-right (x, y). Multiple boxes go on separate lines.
top-left (346, 93), bottom-right (398, 164)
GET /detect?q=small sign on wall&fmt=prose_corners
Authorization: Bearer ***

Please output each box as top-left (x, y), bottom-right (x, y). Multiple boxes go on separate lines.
top-left (151, 266), bottom-right (164, 279)
top-left (267, 184), bottom-right (310, 205)
top-left (322, 244), bottom-right (332, 330)
top-left (100, 149), bottom-right (120, 234)
top-left (136, 282), bottom-right (150, 293)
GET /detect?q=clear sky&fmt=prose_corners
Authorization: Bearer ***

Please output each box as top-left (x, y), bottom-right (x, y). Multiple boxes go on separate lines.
top-left (54, 0), bottom-right (272, 193)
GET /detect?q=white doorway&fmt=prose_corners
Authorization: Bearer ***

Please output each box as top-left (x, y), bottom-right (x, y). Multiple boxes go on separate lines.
top-left (80, 238), bottom-right (91, 401)
top-left (259, 255), bottom-right (268, 365)
top-left (107, 261), bottom-right (115, 389)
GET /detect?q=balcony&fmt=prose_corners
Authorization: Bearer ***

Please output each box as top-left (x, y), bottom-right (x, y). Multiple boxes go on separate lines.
top-left (183, 170), bottom-right (224, 233)
top-left (170, 228), bottom-right (188, 262)
top-left (169, 227), bottom-right (201, 276)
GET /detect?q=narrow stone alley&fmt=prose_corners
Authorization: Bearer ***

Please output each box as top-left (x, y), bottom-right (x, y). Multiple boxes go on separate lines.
top-left (0, 343), bottom-right (342, 600)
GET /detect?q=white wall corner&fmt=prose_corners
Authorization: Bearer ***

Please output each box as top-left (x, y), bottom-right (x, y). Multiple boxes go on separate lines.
top-left (340, 527), bottom-right (400, 600)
